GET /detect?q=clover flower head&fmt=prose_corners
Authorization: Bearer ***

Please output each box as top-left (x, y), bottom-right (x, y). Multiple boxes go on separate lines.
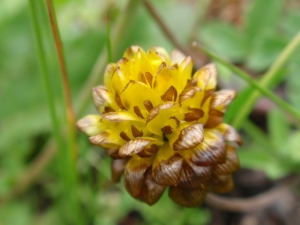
top-left (77, 46), bottom-right (242, 207)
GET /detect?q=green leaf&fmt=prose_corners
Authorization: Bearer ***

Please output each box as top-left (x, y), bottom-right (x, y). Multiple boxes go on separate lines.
top-left (246, 35), bottom-right (288, 71)
top-left (201, 22), bottom-right (247, 62)
top-left (286, 61), bottom-right (300, 111)
top-left (239, 147), bottom-right (287, 179)
top-left (267, 108), bottom-right (289, 148)
top-left (245, 0), bottom-right (283, 45)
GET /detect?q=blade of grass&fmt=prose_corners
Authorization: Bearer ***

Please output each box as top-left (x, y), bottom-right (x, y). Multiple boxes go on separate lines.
top-left (44, 0), bottom-right (82, 224)
top-left (28, 0), bottom-right (63, 166)
top-left (106, 14), bottom-right (112, 63)
top-left (192, 42), bottom-right (300, 128)
top-left (45, 0), bottom-right (77, 159)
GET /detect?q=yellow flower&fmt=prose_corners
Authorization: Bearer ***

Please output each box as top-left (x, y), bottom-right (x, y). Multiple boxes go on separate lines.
top-left (77, 46), bottom-right (242, 207)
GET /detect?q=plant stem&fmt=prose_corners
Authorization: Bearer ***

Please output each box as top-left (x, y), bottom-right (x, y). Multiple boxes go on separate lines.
top-left (232, 31), bottom-right (300, 129)
top-left (106, 14), bottom-right (112, 63)
top-left (45, 0), bottom-right (77, 159)
top-left (193, 42), bottom-right (300, 128)
top-left (28, 0), bottom-right (64, 162)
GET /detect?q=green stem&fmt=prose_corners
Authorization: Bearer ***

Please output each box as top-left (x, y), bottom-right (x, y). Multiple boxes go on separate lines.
top-left (28, 0), bottom-right (63, 159)
top-left (44, 1), bottom-right (81, 224)
top-left (193, 42), bottom-right (300, 129)
top-left (76, 0), bottom-right (141, 117)
top-left (45, 0), bottom-right (78, 160)
top-left (106, 14), bottom-right (112, 63)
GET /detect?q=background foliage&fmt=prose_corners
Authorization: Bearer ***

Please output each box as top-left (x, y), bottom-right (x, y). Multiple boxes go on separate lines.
top-left (1, 0), bottom-right (300, 224)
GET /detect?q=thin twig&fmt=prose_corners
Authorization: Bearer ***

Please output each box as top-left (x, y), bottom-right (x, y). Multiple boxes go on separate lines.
top-left (206, 186), bottom-right (289, 212)
top-left (46, 0), bottom-right (77, 158)
top-left (144, 0), bottom-right (187, 54)
top-left (143, 0), bottom-right (205, 68)
top-left (206, 175), bottom-right (300, 212)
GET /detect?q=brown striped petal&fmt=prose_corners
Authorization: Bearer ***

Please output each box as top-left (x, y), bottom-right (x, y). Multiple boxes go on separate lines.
top-left (102, 111), bottom-right (144, 122)
top-left (169, 186), bottom-right (206, 207)
top-left (111, 158), bottom-right (129, 182)
top-left (210, 90), bottom-right (237, 112)
top-left (213, 145), bottom-right (240, 175)
top-left (185, 130), bottom-right (226, 166)
top-left (224, 125), bottom-right (243, 146)
top-left (194, 63), bottom-right (217, 90)
top-left (124, 156), bottom-right (152, 197)
top-left (208, 174), bottom-right (234, 193)
top-left (92, 85), bottom-right (111, 109)
top-left (138, 169), bottom-right (166, 205)
top-left (119, 137), bottom-right (157, 156)
top-left (178, 86), bottom-right (201, 104)
top-left (178, 159), bottom-right (211, 189)
top-left (152, 144), bottom-right (182, 186)
top-left (204, 116), bottom-right (223, 128)
top-left (184, 108), bottom-right (204, 122)
top-left (89, 132), bottom-right (123, 149)
top-left (173, 122), bottom-right (204, 151)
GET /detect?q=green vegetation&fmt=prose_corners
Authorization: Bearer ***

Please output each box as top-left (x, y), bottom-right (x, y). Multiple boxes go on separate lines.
top-left (1, 0), bottom-right (300, 224)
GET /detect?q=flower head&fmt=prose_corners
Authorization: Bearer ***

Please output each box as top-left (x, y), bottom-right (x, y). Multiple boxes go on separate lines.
top-left (77, 46), bottom-right (242, 207)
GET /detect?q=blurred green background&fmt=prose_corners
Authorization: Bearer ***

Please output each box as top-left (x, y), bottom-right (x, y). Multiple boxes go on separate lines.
top-left (1, 0), bottom-right (300, 224)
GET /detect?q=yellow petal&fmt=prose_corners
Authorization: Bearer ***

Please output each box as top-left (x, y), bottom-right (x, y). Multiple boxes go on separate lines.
top-left (120, 80), bottom-right (160, 118)
top-left (124, 155), bottom-right (153, 197)
top-left (149, 46), bottom-right (172, 65)
top-left (169, 186), bottom-right (206, 207)
top-left (138, 169), bottom-right (166, 205)
top-left (76, 115), bottom-right (104, 136)
top-left (152, 143), bottom-right (182, 186)
top-left (182, 130), bottom-right (226, 166)
top-left (153, 63), bottom-right (180, 97)
top-left (170, 122), bottom-right (204, 151)
top-left (123, 45), bottom-right (142, 59)
top-left (103, 63), bottom-right (117, 88)
top-left (146, 102), bottom-right (182, 136)
top-left (177, 56), bottom-right (193, 91)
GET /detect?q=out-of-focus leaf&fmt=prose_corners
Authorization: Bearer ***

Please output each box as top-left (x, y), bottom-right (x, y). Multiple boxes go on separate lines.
top-left (246, 35), bottom-right (288, 71)
top-left (286, 61), bottom-right (300, 111)
top-left (239, 147), bottom-right (288, 179)
top-left (286, 131), bottom-right (300, 166)
top-left (0, 202), bottom-right (33, 225)
top-left (267, 108), bottom-right (289, 148)
top-left (201, 22), bottom-right (247, 62)
top-left (280, 9), bottom-right (300, 38)
top-left (245, 0), bottom-right (283, 45)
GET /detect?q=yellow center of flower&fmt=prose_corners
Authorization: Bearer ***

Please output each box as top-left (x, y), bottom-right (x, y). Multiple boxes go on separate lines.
top-left (77, 46), bottom-right (242, 207)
